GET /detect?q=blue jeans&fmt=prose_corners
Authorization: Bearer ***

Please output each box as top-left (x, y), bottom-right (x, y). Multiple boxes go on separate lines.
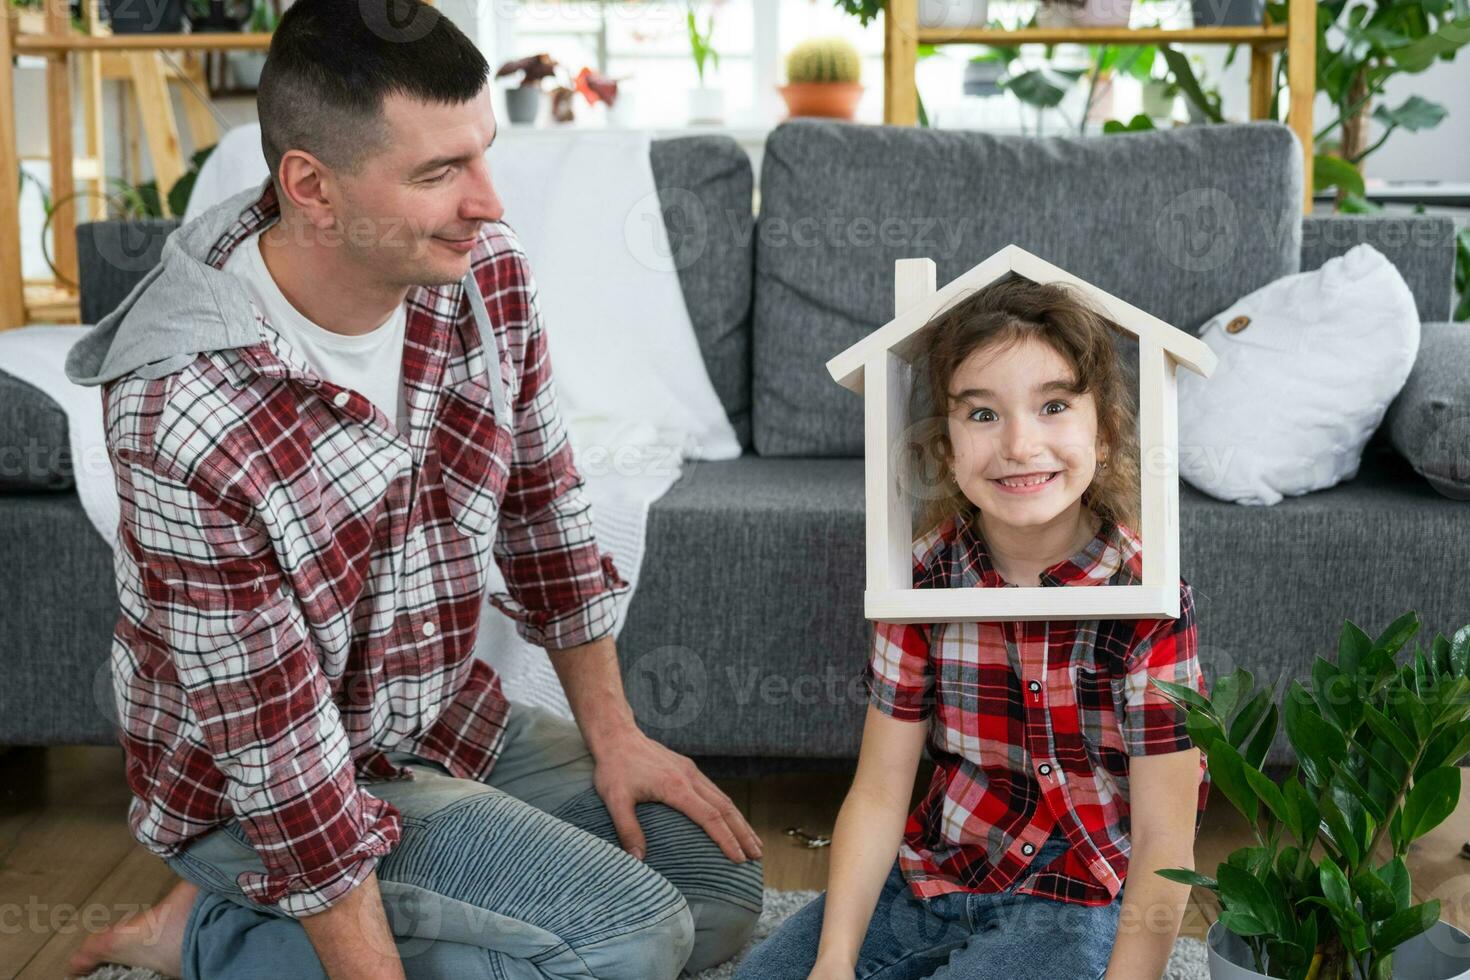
top-left (162, 702), bottom-right (763, 980)
top-left (734, 829), bottom-right (1123, 980)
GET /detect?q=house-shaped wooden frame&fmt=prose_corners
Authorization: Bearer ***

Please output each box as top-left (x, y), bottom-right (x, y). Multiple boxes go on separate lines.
top-left (827, 244), bottom-right (1217, 625)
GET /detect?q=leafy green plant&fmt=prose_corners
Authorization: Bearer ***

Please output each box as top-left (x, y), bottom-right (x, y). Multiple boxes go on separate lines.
top-left (830, 0), bottom-right (883, 27)
top-left (1253, 0), bottom-right (1470, 205)
top-left (244, 0), bottom-right (276, 32)
top-left (1150, 611), bottom-right (1470, 980)
top-left (686, 1), bottom-right (720, 87)
top-left (786, 36), bottom-right (862, 84)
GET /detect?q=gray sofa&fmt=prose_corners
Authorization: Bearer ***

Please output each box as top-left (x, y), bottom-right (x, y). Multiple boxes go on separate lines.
top-left (2, 119), bottom-right (1464, 778)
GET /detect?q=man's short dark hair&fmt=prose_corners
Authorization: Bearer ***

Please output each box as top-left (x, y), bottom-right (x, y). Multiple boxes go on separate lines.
top-left (257, 0), bottom-right (489, 195)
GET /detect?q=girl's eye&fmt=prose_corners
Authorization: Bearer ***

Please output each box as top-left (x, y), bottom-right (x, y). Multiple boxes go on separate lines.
top-left (966, 401), bottom-right (1067, 422)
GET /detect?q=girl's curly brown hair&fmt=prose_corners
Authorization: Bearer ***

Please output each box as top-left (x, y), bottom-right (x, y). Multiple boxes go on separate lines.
top-left (902, 274), bottom-right (1141, 541)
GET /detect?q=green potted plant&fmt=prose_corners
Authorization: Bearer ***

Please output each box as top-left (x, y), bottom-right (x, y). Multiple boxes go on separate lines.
top-left (686, 0), bottom-right (722, 124)
top-left (1261, 0), bottom-right (1469, 208)
top-left (1150, 611), bottom-right (1470, 979)
top-left (495, 53), bottom-right (558, 125)
top-left (780, 36), bottom-right (863, 120)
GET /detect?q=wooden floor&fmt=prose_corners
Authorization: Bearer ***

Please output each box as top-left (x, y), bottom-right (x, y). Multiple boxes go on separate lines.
top-left (1, 746), bottom-right (1467, 979)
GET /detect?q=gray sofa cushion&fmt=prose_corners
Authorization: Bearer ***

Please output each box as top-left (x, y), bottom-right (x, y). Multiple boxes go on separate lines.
top-left (752, 119), bottom-right (1305, 457)
top-left (0, 371), bottom-right (72, 491)
top-left (651, 136), bottom-right (756, 452)
top-left (1384, 322), bottom-right (1470, 499)
top-left (1301, 214), bottom-right (1457, 324)
top-left (615, 446), bottom-right (1469, 768)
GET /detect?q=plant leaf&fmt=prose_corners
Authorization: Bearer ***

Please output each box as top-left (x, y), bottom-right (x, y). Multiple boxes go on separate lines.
top-left (1375, 901), bottom-right (1441, 953)
top-left (1402, 766), bottom-right (1461, 841)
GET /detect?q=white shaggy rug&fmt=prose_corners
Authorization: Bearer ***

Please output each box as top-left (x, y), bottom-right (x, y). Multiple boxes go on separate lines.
top-left (79, 889), bottom-right (1211, 979)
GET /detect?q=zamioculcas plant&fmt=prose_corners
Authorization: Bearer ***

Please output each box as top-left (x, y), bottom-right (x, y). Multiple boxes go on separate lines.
top-left (1150, 611), bottom-right (1470, 980)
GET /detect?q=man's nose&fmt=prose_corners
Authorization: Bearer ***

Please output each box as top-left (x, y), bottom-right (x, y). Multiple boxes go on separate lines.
top-left (464, 158), bottom-right (504, 223)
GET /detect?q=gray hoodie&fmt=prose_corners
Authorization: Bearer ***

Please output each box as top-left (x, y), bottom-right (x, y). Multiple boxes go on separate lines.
top-left (64, 180), bottom-right (277, 388)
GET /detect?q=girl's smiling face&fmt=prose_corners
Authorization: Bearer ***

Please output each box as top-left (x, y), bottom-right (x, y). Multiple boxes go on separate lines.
top-left (945, 336), bottom-right (1102, 529)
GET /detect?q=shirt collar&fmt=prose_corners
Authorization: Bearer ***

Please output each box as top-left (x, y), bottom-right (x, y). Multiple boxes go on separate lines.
top-left (951, 512), bottom-right (1138, 589)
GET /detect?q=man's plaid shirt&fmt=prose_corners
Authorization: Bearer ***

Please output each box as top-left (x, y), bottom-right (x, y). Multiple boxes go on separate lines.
top-left (863, 512), bottom-right (1210, 907)
top-left (103, 180), bottom-right (628, 917)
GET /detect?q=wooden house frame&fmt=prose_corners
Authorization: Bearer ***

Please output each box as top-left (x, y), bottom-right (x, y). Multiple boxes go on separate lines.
top-left (827, 245), bottom-right (1217, 624)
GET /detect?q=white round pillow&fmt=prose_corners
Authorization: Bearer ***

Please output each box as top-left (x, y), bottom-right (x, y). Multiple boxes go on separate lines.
top-left (1176, 243), bottom-right (1420, 506)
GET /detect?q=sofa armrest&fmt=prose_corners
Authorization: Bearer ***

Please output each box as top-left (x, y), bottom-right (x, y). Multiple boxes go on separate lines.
top-left (1384, 321), bottom-right (1470, 500)
top-left (1301, 215), bottom-right (1456, 324)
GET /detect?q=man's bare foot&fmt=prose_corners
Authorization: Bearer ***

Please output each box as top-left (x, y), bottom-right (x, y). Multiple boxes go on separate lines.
top-left (65, 877), bottom-right (198, 978)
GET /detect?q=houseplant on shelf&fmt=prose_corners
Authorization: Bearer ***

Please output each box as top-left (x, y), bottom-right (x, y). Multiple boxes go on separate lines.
top-left (1258, 0), bottom-right (1469, 208)
top-left (1150, 610), bottom-right (1470, 980)
top-left (686, 0), bottom-right (722, 124)
top-left (780, 36), bottom-right (864, 120)
top-left (495, 53), bottom-right (558, 125)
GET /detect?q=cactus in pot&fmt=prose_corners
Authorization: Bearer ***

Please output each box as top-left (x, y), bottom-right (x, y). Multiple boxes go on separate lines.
top-left (779, 36), bottom-right (864, 120)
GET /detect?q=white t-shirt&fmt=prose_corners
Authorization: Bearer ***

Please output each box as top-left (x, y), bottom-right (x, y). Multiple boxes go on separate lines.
top-left (223, 229), bottom-right (410, 434)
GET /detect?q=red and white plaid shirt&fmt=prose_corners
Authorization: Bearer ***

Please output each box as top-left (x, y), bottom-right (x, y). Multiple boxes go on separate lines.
top-left (103, 180), bottom-right (628, 917)
top-left (863, 513), bottom-right (1210, 907)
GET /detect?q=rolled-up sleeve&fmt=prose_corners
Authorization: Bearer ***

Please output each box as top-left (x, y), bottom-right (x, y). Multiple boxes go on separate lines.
top-left (124, 451), bottom-right (401, 918)
top-left (487, 248), bottom-right (630, 651)
top-left (864, 620), bottom-right (936, 722)
top-left (1121, 582), bottom-right (1205, 757)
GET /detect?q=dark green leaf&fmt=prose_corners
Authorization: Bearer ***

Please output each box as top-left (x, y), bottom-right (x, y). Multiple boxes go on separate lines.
top-left (1353, 870), bottom-right (1397, 923)
top-left (1375, 901), bottom-right (1441, 953)
top-left (1339, 621), bottom-right (1372, 675)
top-left (1402, 766), bottom-right (1461, 840)
top-left (1156, 867), bottom-right (1218, 889)
top-left (1362, 703), bottom-right (1417, 764)
top-left (1219, 863), bottom-right (1281, 933)
top-left (1207, 742), bottom-right (1259, 824)
top-left (1244, 703), bottom-right (1279, 770)
top-left (1314, 153), bottom-right (1367, 196)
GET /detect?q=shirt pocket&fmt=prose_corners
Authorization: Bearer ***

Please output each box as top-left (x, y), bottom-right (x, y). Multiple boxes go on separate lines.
top-left (434, 375), bottom-right (513, 538)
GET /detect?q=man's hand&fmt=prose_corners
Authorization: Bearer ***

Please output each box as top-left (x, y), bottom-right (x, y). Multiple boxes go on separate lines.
top-left (546, 634), bottom-right (763, 865)
top-left (590, 725), bottom-right (763, 864)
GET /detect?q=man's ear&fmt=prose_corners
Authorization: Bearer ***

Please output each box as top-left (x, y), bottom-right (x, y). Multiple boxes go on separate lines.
top-left (276, 150), bottom-right (339, 230)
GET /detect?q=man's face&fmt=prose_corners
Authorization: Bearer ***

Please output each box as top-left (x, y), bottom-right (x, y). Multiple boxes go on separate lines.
top-left (944, 337), bottom-right (1102, 530)
top-left (333, 85), bottom-right (504, 289)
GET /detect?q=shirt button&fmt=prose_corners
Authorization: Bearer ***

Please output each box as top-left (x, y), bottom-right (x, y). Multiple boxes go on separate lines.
top-left (421, 621), bottom-right (436, 637)
top-left (1028, 680), bottom-right (1041, 692)
top-left (333, 391), bottom-right (350, 408)
top-left (1039, 764), bottom-right (1052, 775)
top-left (1022, 842), bottom-right (1035, 856)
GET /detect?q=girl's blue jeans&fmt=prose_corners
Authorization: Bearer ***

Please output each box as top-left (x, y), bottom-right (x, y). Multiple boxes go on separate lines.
top-left (161, 702), bottom-right (764, 980)
top-left (734, 828), bottom-right (1124, 980)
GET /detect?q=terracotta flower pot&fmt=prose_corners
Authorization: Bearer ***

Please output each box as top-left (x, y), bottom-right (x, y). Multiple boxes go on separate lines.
top-left (778, 83), bottom-right (864, 121)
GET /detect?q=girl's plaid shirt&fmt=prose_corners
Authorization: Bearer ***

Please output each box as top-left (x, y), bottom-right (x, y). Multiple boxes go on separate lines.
top-left (863, 513), bottom-right (1210, 907)
top-left (102, 181), bottom-right (629, 917)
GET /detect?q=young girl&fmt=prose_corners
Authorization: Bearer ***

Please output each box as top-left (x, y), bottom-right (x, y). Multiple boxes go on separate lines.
top-left (735, 275), bottom-right (1210, 980)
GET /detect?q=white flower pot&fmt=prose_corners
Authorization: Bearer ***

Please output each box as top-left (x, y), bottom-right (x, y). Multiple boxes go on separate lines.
top-left (919, 0), bottom-right (989, 29)
top-left (1207, 919), bottom-right (1470, 979)
top-left (688, 86), bottom-right (724, 125)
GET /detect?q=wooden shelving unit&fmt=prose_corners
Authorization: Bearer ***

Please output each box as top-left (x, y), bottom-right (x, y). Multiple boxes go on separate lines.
top-left (0, 9), bottom-right (270, 330)
top-left (882, 0), bottom-right (1317, 212)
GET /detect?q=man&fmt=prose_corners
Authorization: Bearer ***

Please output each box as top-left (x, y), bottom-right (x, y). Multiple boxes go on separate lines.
top-left (62, 1), bottom-right (762, 976)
